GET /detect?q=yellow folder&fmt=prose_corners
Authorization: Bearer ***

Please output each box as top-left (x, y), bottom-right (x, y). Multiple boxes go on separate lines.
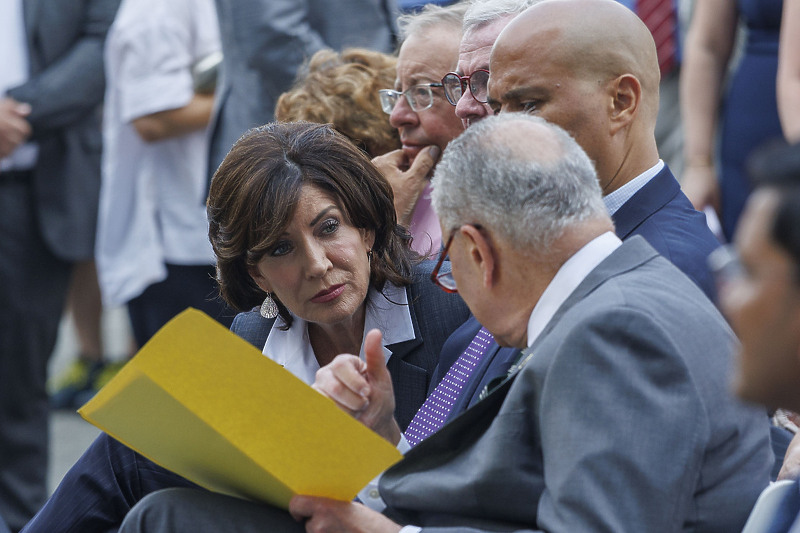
top-left (78, 308), bottom-right (403, 509)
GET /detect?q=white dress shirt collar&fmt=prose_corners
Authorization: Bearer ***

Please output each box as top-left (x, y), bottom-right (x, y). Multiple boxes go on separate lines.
top-left (526, 231), bottom-right (622, 347)
top-left (603, 160), bottom-right (664, 215)
top-left (262, 282), bottom-right (414, 385)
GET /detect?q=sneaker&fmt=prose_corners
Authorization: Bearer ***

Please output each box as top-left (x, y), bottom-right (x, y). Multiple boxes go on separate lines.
top-left (49, 358), bottom-right (106, 410)
top-left (72, 360), bottom-right (128, 408)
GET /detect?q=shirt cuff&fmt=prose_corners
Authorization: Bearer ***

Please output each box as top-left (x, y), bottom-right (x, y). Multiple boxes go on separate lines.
top-left (357, 433), bottom-right (410, 512)
top-left (399, 527), bottom-right (422, 533)
top-left (397, 434), bottom-right (411, 453)
top-left (358, 472), bottom-right (386, 512)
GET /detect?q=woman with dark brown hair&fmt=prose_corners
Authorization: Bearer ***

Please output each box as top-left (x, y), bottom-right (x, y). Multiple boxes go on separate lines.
top-left (209, 121), bottom-right (467, 399)
top-left (22, 121), bottom-right (469, 533)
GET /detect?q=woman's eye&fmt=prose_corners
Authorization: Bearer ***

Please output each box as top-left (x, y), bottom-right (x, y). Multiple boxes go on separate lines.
top-left (521, 101), bottom-right (538, 113)
top-left (320, 218), bottom-right (340, 235)
top-left (269, 241), bottom-right (292, 257)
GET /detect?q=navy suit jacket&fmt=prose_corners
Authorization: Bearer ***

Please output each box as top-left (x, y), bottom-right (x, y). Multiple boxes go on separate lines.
top-left (436, 164), bottom-right (722, 424)
top-left (612, 164), bottom-right (721, 301)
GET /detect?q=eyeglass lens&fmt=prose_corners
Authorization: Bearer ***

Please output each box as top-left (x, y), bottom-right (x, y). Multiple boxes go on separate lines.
top-left (378, 85), bottom-right (437, 114)
top-left (442, 70), bottom-right (490, 106)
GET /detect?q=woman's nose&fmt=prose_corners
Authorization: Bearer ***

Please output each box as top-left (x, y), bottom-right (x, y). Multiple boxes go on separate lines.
top-left (303, 241), bottom-right (333, 278)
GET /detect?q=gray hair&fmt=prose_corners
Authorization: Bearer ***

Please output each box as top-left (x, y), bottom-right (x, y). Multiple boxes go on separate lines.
top-left (397, 1), bottom-right (469, 42)
top-left (463, 0), bottom-right (543, 34)
top-left (431, 113), bottom-right (608, 253)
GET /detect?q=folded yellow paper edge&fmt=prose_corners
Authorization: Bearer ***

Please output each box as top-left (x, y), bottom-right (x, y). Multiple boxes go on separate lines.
top-left (78, 308), bottom-right (403, 509)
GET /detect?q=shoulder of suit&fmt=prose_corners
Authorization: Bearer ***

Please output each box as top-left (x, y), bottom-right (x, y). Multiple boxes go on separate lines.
top-left (231, 309), bottom-right (274, 349)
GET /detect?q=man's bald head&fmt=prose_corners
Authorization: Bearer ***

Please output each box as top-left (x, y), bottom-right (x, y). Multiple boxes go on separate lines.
top-left (488, 0), bottom-right (661, 191)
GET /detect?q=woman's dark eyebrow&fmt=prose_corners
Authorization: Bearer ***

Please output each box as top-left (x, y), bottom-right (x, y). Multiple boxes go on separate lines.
top-left (310, 206), bottom-right (337, 226)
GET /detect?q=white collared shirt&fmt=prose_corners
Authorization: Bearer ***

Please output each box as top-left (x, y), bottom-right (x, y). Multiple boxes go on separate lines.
top-left (261, 282), bottom-right (414, 384)
top-left (526, 231), bottom-right (622, 347)
top-left (603, 160), bottom-right (664, 215)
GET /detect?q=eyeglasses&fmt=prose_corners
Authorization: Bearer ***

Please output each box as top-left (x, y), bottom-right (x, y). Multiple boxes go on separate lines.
top-left (378, 83), bottom-right (443, 114)
top-left (431, 233), bottom-right (457, 293)
top-left (441, 69), bottom-right (490, 106)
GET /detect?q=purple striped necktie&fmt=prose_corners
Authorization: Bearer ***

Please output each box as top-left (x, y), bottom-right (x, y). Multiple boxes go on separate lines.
top-left (404, 327), bottom-right (494, 447)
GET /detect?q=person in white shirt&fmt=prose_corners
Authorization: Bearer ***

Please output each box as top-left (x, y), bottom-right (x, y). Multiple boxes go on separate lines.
top-left (96, 0), bottom-right (232, 356)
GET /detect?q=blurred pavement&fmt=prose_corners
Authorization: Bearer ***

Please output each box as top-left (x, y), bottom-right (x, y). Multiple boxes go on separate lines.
top-left (47, 305), bottom-right (132, 493)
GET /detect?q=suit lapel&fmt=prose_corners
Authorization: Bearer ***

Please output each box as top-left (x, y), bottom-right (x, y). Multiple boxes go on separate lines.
top-left (518, 237), bottom-right (659, 363)
top-left (403, 238), bottom-right (661, 457)
top-left (385, 285), bottom-right (422, 361)
top-left (613, 165), bottom-right (680, 239)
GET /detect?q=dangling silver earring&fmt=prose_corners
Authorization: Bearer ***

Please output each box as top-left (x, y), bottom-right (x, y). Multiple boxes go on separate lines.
top-left (367, 250), bottom-right (373, 265)
top-left (260, 293), bottom-right (278, 319)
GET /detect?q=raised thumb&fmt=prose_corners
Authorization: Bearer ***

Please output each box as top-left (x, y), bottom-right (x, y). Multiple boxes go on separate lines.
top-left (409, 145), bottom-right (440, 179)
top-left (363, 328), bottom-right (387, 381)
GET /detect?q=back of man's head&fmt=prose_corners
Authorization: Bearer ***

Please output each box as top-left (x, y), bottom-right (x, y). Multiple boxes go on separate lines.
top-left (462, 0), bottom-right (542, 34)
top-left (397, 1), bottom-right (468, 43)
top-left (723, 141), bottom-right (800, 409)
top-left (748, 142), bottom-right (800, 277)
top-left (431, 113), bottom-right (608, 254)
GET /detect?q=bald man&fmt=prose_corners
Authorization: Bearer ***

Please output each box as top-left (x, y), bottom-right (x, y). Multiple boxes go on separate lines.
top-left (489, 0), bottom-right (721, 302)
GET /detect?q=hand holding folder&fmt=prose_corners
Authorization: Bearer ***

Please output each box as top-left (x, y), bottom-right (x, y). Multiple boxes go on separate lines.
top-left (79, 308), bottom-right (403, 509)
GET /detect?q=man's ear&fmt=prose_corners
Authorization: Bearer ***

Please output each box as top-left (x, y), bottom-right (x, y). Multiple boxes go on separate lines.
top-left (608, 73), bottom-right (641, 134)
top-left (460, 225), bottom-right (496, 289)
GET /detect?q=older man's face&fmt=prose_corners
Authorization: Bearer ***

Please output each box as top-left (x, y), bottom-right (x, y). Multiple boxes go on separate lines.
top-left (453, 18), bottom-right (511, 128)
top-left (390, 28), bottom-right (464, 165)
top-left (722, 189), bottom-right (800, 410)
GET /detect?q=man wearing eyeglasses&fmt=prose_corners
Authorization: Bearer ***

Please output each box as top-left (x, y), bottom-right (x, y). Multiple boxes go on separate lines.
top-left (116, 113), bottom-right (771, 533)
top-left (440, 0), bottom-right (541, 128)
top-left (372, 4), bottom-right (466, 257)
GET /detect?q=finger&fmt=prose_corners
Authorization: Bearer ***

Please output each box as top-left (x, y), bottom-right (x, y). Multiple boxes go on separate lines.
top-left (407, 145), bottom-right (440, 180)
top-left (288, 495), bottom-right (314, 522)
top-left (372, 148), bottom-right (405, 166)
top-left (313, 357), bottom-right (369, 410)
top-left (14, 102), bottom-right (32, 116)
top-left (363, 329), bottom-right (388, 383)
top-left (10, 118), bottom-right (31, 141)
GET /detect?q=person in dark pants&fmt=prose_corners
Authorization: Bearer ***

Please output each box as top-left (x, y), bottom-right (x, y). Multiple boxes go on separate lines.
top-left (0, 0), bottom-right (120, 530)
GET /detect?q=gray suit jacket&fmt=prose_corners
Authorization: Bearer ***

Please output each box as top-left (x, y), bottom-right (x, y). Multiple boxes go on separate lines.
top-left (208, 0), bottom-right (397, 177)
top-left (381, 237), bottom-right (772, 532)
top-left (229, 261), bottom-right (470, 430)
top-left (7, 0), bottom-right (120, 261)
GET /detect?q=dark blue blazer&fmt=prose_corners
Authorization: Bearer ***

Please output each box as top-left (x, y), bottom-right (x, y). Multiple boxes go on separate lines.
top-left (613, 164), bottom-right (721, 301)
top-left (436, 165), bottom-right (722, 423)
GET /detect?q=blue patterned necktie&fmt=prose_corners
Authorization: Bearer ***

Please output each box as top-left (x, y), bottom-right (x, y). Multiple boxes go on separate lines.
top-left (404, 327), bottom-right (494, 447)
